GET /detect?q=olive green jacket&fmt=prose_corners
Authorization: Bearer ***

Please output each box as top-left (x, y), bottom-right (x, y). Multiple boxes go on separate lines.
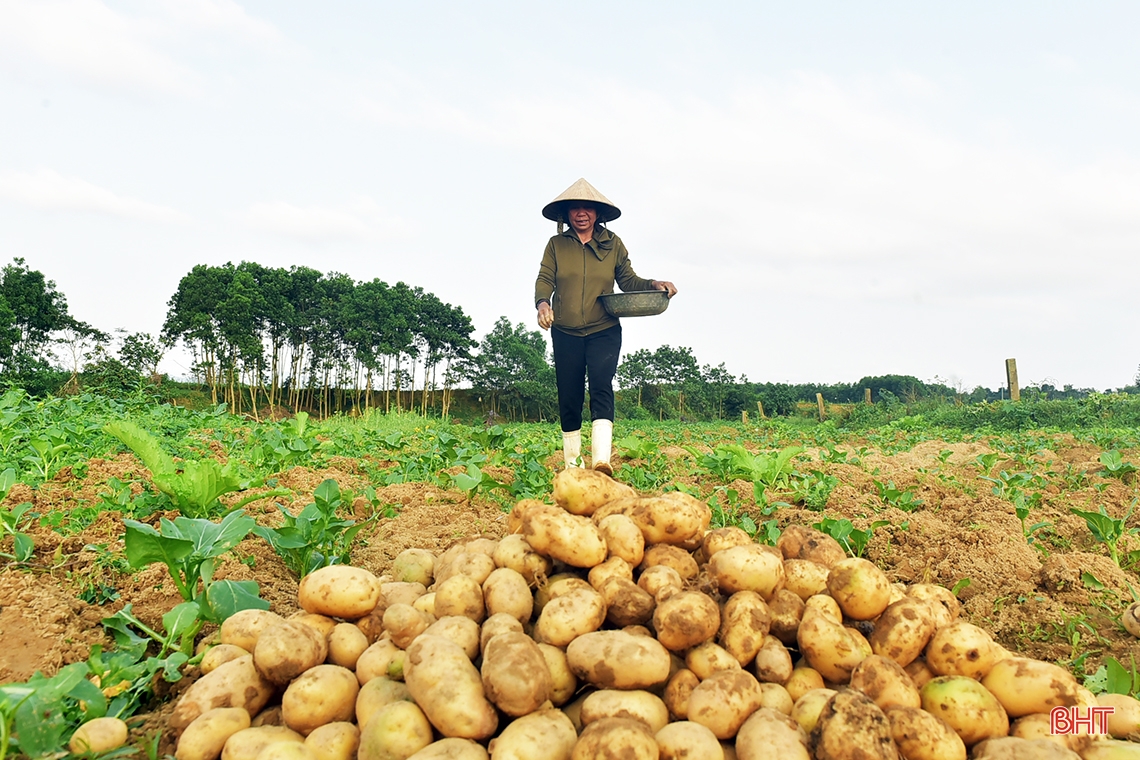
top-left (534, 225), bottom-right (655, 337)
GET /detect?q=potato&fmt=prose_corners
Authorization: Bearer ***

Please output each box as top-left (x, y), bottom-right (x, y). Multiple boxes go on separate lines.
top-left (655, 721), bottom-right (723, 760)
top-left (488, 708), bottom-right (577, 760)
top-left (1097, 693), bottom-right (1140, 740)
top-left (790, 688), bottom-right (837, 736)
top-left (220, 610), bottom-right (284, 652)
top-left (69, 717), bottom-right (129, 754)
top-left (436, 552), bottom-right (496, 586)
top-left (638, 564), bottom-right (685, 601)
top-left (1010, 713), bottom-right (1090, 755)
top-left (925, 621), bottom-right (997, 679)
top-left (735, 707), bottom-right (811, 760)
top-left (534, 586), bottom-right (606, 646)
top-left (808, 689), bottom-right (896, 760)
top-left (413, 592), bottom-right (435, 616)
top-left (628, 492), bottom-right (709, 546)
top-left (904, 659), bottom-right (935, 690)
top-left (421, 616), bottom-right (480, 661)
top-left (784, 666), bottom-right (826, 704)
top-left (664, 668), bottom-right (701, 720)
top-left (796, 606), bottom-right (870, 684)
top-left (391, 548), bottom-right (435, 586)
top-left (719, 591), bottom-right (772, 667)
top-left (687, 668), bottom-right (764, 739)
top-left (481, 613), bottom-right (525, 651)
top-left (404, 635), bottom-right (498, 740)
top-left (598, 514), bottom-right (646, 566)
top-left (870, 597), bottom-right (937, 667)
top-left (248, 743), bottom-right (318, 760)
top-left (654, 590), bottom-right (721, 651)
top-left (176, 707), bottom-right (251, 760)
top-left (253, 620), bottom-right (329, 685)
top-left (1080, 740), bottom-right (1140, 759)
top-left (980, 657), bottom-right (1081, 717)
top-left (483, 567), bottom-right (534, 623)
top-left (553, 466), bottom-right (637, 515)
top-left (433, 574), bottom-right (485, 624)
top-left (282, 664), bottom-right (359, 735)
top-left (566, 630), bottom-right (672, 690)
top-left (971, 736), bottom-right (1083, 759)
top-left (356, 676), bottom-right (413, 729)
top-left (304, 722), bottom-right (360, 760)
top-left (534, 573), bottom-right (592, 612)
top-left (290, 611), bottom-right (338, 639)
top-left (491, 534), bottom-right (553, 585)
top-left (407, 738), bottom-right (489, 760)
top-left (599, 576), bottom-right (656, 627)
top-left (708, 545), bottom-right (785, 600)
top-left (221, 726), bottom-right (305, 760)
top-left (298, 565), bottom-right (382, 619)
top-left (355, 638), bottom-right (405, 685)
top-left (701, 527), bottom-right (754, 561)
top-left (826, 557), bottom-right (892, 621)
top-left (686, 642), bottom-right (743, 680)
top-left (572, 717), bottom-right (659, 760)
top-left (641, 544), bottom-right (700, 581)
top-left (381, 581), bottom-right (427, 608)
top-left (590, 556), bottom-right (633, 588)
top-left (537, 643), bottom-right (578, 706)
top-left (357, 701), bottom-right (434, 760)
top-left (906, 584), bottom-right (960, 628)
top-left (251, 707), bottom-right (283, 727)
top-left (201, 644), bottom-right (251, 675)
top-left (581, 690), bottom-right (670, 733)
top-left (753, 635), bottom-right (793, 684)
top-left (783, 559), bottom-right (831, 601)
top-left (481, 631), bottom-right (553, 717)
top-left (327, 622), bottom-right (370, 669)
top-left (885, 705), bottom-right (966, 760)
top-left (767, 589), bottom-right (806, 645)
top-left (850, 655), bottom-right (921, 710)
top-left (777, 525), bottom-right (845, 567)
top-left (507, 498), bottom-right (543, 534)
top-left (758, 682), bottom-right (794, 715)
top-left (170, 655), bottom-right (276, 734)
top-left (524, 505), bottom-right (609, 568)
top-left (920, 675), bottom-right (1009, 746)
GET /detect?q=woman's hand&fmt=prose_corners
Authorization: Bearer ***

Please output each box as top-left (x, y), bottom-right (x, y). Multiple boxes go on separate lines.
top-left (537, 301), bottom-right (554, 330)
top-left (651, 280), bottom-right (678, 298)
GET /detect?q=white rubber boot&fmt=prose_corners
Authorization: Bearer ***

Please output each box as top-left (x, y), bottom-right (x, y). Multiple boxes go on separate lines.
top-left (562, 429), bottom-right (584, 468)
top-left (591, 419), bottom-right (613, 476)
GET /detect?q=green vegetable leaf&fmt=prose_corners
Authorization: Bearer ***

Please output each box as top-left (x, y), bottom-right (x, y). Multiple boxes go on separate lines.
top-left (123, 519), bottom-right (193, 571)
top-left (205, 580), bottom-right (268, 622)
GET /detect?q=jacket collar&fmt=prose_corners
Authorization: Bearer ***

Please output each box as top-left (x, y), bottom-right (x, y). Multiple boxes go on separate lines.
top-left (561, 224), bottom-right (615, 259)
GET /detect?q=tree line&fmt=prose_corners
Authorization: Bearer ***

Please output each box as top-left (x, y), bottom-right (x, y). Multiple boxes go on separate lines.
top-left (0, 257), bottom-right (1128, 421)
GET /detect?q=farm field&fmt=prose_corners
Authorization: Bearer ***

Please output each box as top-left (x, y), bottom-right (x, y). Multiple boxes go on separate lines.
top-left (0, 389), bottom-right (1138, 756)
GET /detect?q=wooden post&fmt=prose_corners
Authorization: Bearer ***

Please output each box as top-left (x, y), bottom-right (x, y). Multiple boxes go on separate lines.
top-left (865, 388), bottom-right (872, 405)
top-left (742, 410), bottom-right (749, 425)
top-left (816, 393), bottom-right (826, 420)
top-left (756, 400), bottom-right (765, 419)
top-left (1005, 358), bottom-right (1020, 402)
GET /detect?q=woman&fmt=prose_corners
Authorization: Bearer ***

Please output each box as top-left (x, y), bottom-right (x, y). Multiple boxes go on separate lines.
top-left (534, 178), bottom-right (677, 474)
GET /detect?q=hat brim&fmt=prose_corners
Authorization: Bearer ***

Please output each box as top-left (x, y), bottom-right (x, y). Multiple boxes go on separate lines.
top-left (542, 199), bottom-right (621, 224)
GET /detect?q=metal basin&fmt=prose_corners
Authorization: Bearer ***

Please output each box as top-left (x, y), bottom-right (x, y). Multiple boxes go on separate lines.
top-left (598, 290), bottom-right (670, 318)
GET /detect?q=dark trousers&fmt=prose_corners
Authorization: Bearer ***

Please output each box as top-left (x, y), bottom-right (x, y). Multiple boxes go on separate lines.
top-left (551, 324), bottom-right (622, 433)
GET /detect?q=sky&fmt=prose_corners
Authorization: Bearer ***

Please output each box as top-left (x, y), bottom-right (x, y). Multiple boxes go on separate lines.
top-left (2, 0), bottom-right (1140, 393)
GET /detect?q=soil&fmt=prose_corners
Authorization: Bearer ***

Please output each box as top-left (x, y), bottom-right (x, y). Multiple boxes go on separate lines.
top-left (1, 433), bottom-right (1137, 750)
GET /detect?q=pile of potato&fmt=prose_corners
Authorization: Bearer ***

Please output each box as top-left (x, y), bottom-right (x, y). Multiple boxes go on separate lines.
top-left (143, 469), bottom-right (1140, 759)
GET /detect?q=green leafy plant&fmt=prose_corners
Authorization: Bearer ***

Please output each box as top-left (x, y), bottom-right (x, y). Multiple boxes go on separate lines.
top-left (122, 510), bottom-right (268, 653)
top-left (0, 469), bottom-right (34, 563)
top-left (686, 444), bottom-right (803, 504)
top-left (105, 420), bottom-right (276, 518)
top-left (1070, 502), bottom-right (1140, 568)
top-left (791, 470), bottom-right (839, 511)
top-left (872, 479), bottom-right (924, 512)
top-left (1083, 654), bottom-right (1140, 698)
top-left (812, 517), bottom-right (890, 558)
top-left (1098, 450), bottom-right (1138, 480)
top-left (254, 480), bottom-right (376, 577)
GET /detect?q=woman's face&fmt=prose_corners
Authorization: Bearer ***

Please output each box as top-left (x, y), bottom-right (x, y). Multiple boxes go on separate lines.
top-left (567, 203), bottom-right (597, 232)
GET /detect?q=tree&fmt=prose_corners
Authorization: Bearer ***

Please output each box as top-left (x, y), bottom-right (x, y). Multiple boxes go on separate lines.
top-left (0, 258), bottom-right (71, 374)
top-left (119, 331), bottom-right (165, 377)
top-left (467, 317), bottom-right (555, 420)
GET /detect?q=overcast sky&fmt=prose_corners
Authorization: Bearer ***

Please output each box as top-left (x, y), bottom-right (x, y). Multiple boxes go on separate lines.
top-left (2, 1), bottom-right (1139, 393)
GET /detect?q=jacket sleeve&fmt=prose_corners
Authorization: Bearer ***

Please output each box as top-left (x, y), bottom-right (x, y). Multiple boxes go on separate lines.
top-left (613, 238), bottom-right (655, 293)
top-left (534, 238), bottom-right (557, 306)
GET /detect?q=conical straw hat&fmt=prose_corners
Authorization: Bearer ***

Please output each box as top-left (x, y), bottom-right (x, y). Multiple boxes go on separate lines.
top-left (542, 178), bottom-right (621, 223)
